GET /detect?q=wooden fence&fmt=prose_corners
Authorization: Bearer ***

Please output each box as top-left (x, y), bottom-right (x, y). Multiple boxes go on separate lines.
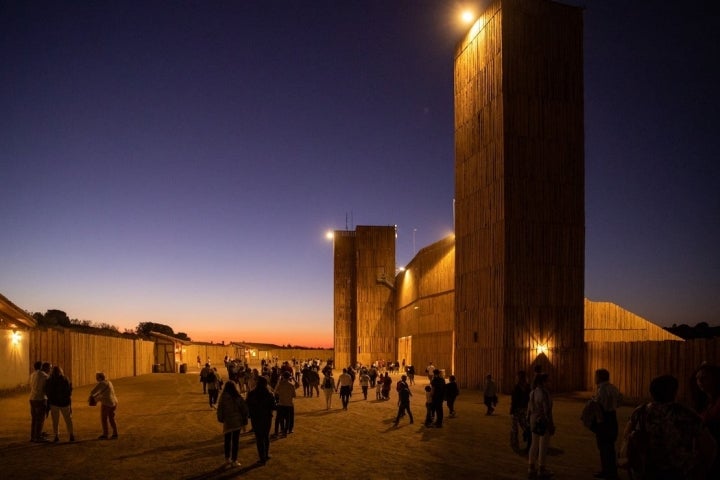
top-left (29, 328), bottom-right (155, 388)
top-left (585, 338), bottom-right (720, 403)
top-left (27, 327), bottom-right (334, 388)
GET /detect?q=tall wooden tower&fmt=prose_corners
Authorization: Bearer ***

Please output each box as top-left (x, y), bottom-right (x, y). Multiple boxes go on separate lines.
top-left (333, 226), bottom-right (396, 369)
top-left (454, 0), bottom-right (585, 392)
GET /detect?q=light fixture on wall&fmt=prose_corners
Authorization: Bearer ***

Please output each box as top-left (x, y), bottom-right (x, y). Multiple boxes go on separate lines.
top-left (11, 329), bottom-right (21, 345)
top-left (535, 342), bottom-right (548, 357)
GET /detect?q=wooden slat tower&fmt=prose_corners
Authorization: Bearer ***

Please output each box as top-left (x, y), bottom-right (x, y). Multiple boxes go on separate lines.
top-left (333, 226), bottom-right (395, 369)
top-left (454, 0), bottom-right (585, 392)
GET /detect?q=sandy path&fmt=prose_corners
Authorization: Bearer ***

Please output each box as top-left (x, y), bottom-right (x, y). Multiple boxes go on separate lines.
top-left (0, 370), bottom-right (630, 479)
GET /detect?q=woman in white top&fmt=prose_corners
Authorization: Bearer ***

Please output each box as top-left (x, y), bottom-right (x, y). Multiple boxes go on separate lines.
top-left (527, 373), bottom-right (554, 478)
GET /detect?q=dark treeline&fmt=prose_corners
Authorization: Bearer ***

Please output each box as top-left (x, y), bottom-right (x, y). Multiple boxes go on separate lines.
top-left (665, 322), bottom-right (720, 340)
top-left (29, 310), bottom-right (190, 341)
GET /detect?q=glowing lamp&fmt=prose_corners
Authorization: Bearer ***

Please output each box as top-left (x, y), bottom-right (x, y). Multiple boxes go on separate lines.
top-left (461, 10), bottom-right (475, 24)
top-left (535, 343), bottom-right (548, 356)
top-left (325, 231), bottom-right (334, 240)
top-left (11, 330), bottom-right (21, 345)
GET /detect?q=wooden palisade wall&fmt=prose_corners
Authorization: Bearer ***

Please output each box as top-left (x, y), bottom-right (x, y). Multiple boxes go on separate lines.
top-left (396, 236), bottom-right (455, 375)
top-left (586, 338), bottom-right (720, 403)
top-left (29, 328), bottom-right (155, 388)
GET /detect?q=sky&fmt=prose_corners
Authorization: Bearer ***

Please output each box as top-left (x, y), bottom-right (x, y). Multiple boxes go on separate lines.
top-left (1, 0), bottom-right (718, 347)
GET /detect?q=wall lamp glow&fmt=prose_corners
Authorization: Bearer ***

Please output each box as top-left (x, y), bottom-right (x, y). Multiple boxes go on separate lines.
top-left (461, 10), bottom-right (476, 24)
top-left (535, 343), bottom-right (548, 356)
top-left (11, 330), bottom-right (21, 345)
top-left (325, 231), bottom-right (334, 240)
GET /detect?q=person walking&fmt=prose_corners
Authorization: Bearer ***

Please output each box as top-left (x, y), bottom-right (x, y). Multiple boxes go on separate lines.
top-left (200, 363), bottom-right (212, 394)
top-left (527, 373), bottom-right (554, 479)
top-left (46, 365), bottom-right (74, 442)
top-left (216, 380), bottom-right (249, 468)
top-left (510, 370), bottom-right (531, 452)
top-left (207, 367), bottom-right (222, 409)
top-left (246, 376), bottom-right (276, 465)
top-left (90, 372), bottom-right (118, 440)
top-left (592, 368), bottom-right (622, 479)
top-left (321, 371), bottom-right (336, 409)
top-left (430, 369), bottom-right (446, 427)
top-left (29, 361), bottom-right (50, 442)
top-left (359, 370), bottom-right (371, 400)
top-left (406, 365), bottom-right (416, 385)
top-left (483, 373), bottom-right (498, 415)
top-left (273, 371), bottom-right (297, 436)
top-left (336, 368), bottom-right (353, 410)
top-left (445, 374), bottom-right (460, 418)
top-left (393, 375), bottom-right (413, 426)
top-left (426, 362), bottom-right (435, 382)
top-left (424, 385), bottom-right (434, 426)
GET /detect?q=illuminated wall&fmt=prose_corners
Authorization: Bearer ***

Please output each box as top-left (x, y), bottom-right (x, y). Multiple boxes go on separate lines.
top-left (0, 328), bottom-right (31, 391)
top-left (454, 0), bottom-right (585, 391)
top-left (395, 236), bottom-right (455, 374)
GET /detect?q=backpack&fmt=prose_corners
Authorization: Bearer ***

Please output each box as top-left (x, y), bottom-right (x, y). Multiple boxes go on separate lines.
top-left (581, 399), bottom-right (603, 431)
top-left (323, 377), bottom-right (333, 389)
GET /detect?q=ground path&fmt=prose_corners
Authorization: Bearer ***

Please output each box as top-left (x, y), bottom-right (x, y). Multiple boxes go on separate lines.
top-left (0, 368), bottom-right (635, 479)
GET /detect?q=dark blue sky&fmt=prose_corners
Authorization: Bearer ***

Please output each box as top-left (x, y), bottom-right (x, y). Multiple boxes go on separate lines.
top-left (1, 0), bottom-right (718, 345)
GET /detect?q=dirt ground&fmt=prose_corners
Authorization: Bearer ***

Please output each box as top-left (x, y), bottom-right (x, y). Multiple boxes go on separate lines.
top-left (0, 367), bottom-right (636, 480)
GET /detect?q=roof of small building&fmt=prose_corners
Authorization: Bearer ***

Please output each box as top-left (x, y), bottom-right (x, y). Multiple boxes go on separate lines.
top-left (0, 292), bottom-right (37, 329)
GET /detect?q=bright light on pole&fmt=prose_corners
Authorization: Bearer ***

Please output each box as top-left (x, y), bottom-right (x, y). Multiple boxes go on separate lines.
top-left (325, 230), bottom-right (334, 240)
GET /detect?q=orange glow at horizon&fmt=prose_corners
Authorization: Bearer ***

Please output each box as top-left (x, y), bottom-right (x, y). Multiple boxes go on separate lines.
top-left (189, 327), bottom-right (333, 349)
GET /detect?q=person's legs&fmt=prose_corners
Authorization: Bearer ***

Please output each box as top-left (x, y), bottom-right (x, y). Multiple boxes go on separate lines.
top-left (50, 405), bottom-right (60, 438)
top-left (287, 405), bottom-right (295, 433)
top-left (394, 405), bottom-right (404, 424)
top-left (105, 405), bottom-right (118, 436)
top-left (230, 430), bottom-right (240, 463)
top-left (253, 431), bottom-right (264, 461)
top-left (30, 400), bottom-right (46, 441)
top-left (261, 423), bottom-right (271, 461)
top-left (528, 432), bottom-right (540, 476)
top-left (224, 431), bottom-right (232, 461)
top-left (99, 406), bottom-right (109, 437)
top-left (511, 414), bottom-right (520, 450)
top-left (434, 400), bottom-right (444, 426)
top-left (537, 434), bottom-right (552, 476)
top-left (273, 408), bottom-right (282, 435)
top-left (60, 406), bottom-right (74, 439)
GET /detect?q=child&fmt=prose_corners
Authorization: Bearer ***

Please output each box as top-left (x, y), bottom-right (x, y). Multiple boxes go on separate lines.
top-left (424, 385), bottom-right (434, 427)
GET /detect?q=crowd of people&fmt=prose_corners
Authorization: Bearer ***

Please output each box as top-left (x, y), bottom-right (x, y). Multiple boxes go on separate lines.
top-left (26, 355), bottom-right (720, 479)
top-left (520, 364), bottom-right (720, 480)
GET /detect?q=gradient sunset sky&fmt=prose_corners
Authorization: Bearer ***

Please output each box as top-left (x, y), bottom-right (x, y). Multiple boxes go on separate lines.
top-left (1, 0), bottom-right (718, 347)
